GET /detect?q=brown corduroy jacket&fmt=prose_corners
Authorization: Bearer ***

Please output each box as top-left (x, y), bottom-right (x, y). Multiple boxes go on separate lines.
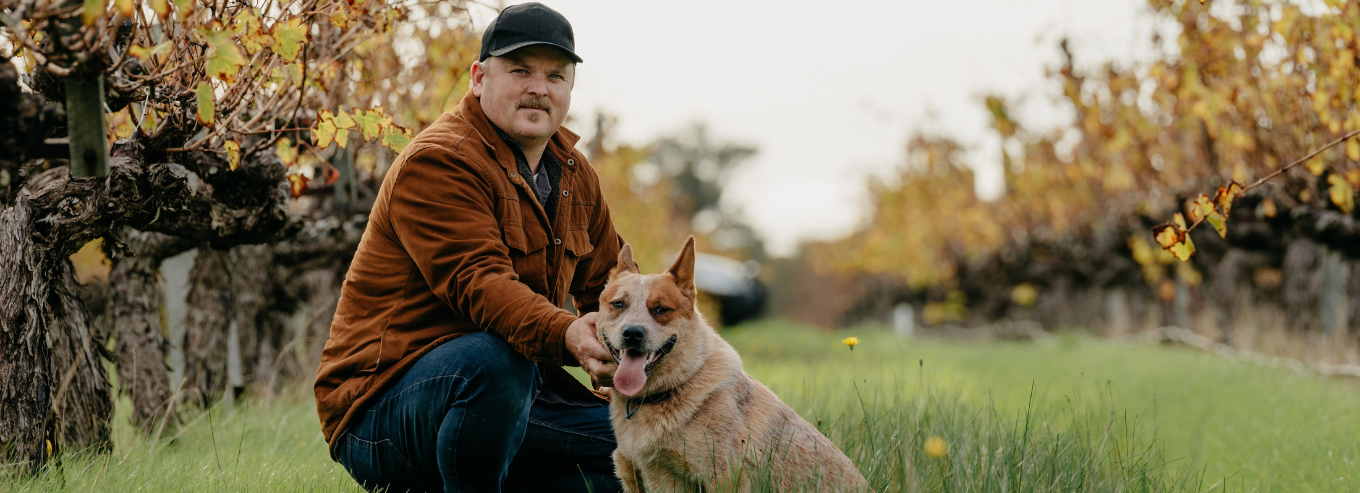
top-left (314, 91), bottom-right (622, 457)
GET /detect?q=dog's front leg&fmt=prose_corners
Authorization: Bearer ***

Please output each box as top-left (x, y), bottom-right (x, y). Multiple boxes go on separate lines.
top-left (614, 451), bottom-right (645, 493)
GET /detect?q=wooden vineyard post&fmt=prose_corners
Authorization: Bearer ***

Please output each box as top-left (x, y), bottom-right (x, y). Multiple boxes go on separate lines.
top-left (58, 0), bottom-right (109, 178)
top-left (64, 75), bottom-right (109, 177)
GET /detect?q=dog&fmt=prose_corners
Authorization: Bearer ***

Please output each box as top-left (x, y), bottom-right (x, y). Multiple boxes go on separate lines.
top-left (597, 236), bottom-right (868, 492)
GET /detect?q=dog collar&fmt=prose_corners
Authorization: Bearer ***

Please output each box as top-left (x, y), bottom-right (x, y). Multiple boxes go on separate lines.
top-left (624, 389), bottom-right (674, 419)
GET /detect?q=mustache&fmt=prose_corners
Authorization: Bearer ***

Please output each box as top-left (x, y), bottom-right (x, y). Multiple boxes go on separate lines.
top-left (518, 97), bottom-right (551, 111)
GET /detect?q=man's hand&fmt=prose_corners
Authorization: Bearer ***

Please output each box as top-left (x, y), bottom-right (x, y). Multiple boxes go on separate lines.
top-left (565, 312), bottom-right (616, 387)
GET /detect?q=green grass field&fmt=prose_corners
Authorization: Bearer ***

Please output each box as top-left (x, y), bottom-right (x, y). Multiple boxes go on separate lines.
top-left (9, 320), bottom-right (1360, 491)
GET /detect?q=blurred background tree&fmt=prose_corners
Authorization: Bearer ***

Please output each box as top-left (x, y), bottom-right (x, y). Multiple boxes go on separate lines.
top-left (778, 0), bottom-right (1360, 359)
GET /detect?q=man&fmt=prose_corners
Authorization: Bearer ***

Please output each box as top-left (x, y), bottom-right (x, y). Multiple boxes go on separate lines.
top-left (314, 4), bottom-right (623, 492)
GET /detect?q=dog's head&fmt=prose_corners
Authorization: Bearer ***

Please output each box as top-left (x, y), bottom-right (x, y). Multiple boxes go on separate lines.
top-left (597, 236), bottom-right (711, 398)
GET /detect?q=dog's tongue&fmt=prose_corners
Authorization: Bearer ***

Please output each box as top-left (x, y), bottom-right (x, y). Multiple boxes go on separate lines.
top-left (614, 350), bottom-right (649, 397)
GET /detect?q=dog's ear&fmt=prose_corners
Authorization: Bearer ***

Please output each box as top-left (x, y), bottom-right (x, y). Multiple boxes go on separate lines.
top-left (611, 243), bottom-right (640, 278)
top-left (666, 236), bottom-right (697, 298)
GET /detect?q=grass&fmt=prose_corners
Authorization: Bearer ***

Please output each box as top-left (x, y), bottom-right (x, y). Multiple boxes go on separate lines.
top-left (8, 319), bottom-right (1360, 491)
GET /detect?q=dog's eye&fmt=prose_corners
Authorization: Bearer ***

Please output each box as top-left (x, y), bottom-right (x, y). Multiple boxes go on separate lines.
top-left (610, 300), bottom-right (626, 310)
top-left (651, 306), bottom-right (671, 315)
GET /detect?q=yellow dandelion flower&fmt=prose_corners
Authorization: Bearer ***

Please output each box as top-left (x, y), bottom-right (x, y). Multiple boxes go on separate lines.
top-left (924, 436), bottom-right (947, 458)
top-left (842, 336), bottom-right (859, 349)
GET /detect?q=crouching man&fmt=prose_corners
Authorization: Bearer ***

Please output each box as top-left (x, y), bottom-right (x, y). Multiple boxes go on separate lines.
top-left (315, 4), bottom-right (623, 492)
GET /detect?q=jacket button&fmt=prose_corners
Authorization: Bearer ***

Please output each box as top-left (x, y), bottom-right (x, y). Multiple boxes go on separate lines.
top-left (509, 171), bottom-right (516, 178)
top-left (554, 238), bottom-right (562, 246)
top-left (567, 159), bottom-right (575, 166)
top-left (562, 190), bottom-right (570, 197)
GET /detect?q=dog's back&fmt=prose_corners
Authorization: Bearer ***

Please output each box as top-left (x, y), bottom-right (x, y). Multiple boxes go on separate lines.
top-left (599, 238), bottom-right (867, 492)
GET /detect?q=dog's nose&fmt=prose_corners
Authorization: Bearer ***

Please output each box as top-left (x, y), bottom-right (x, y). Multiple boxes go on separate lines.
top-left (622, 325), bottom-right (646, 346)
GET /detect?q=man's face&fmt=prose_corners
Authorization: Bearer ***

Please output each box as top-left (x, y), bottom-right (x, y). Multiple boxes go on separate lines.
top-left (471, 45), bottom-right (575, 146)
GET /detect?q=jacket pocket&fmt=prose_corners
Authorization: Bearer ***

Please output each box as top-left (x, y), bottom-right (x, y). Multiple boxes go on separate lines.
top-left (562, 228), bottom-right (593, 257)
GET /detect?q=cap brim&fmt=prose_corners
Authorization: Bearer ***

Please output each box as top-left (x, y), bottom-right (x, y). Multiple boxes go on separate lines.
top-left (488, 41), bottom-right (583, 63)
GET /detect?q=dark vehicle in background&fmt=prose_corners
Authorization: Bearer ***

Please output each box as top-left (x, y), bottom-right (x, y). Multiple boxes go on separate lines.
top-left (694, 253), bottom-right (766, 326)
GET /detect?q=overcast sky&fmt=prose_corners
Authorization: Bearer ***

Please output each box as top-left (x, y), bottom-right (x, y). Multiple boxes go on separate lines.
top-left (470, 0), bottom-right (1163, 256)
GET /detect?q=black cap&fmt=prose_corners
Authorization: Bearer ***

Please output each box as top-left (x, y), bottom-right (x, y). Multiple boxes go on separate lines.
top-left (479, 3), bottom-right (583, 63)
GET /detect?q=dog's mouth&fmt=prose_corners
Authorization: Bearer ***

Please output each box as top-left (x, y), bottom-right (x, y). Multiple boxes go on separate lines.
top-left (606, 335), bottom-right (677, 397)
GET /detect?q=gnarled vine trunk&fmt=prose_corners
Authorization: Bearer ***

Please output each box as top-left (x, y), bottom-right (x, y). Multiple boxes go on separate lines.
top-left (183, 247), bottom-right (233, 407)
top-left (107, 229), bottom-right (191, 434)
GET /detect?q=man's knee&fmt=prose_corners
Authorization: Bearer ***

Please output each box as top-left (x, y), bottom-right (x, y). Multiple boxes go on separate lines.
top-left (427, 331), bottom-right (536, 395)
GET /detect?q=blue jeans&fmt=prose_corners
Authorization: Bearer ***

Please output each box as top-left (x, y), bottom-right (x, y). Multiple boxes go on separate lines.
top-left (336, 332), bottom-right (621, 493)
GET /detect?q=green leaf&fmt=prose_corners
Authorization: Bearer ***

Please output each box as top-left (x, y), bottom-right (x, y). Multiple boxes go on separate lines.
top-left (272, 17), bottom-right (308, 62)
top-left (225, 140), bottom-right (240, 171)
top-left (353, 109), bottom-right (387, 141)
top-left (381, 126), bottom-right (412, 153)
top-left (195, 81), bottom-right (215, 125)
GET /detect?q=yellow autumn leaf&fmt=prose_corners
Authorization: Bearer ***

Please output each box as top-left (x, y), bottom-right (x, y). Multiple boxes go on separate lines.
top-left (1205, 210), bottom-right (1227, 238)
top-left (276, 137), bottom-right (297, 166)
top-left (225, 140), bottom-right (240, 171)
top-left (1214, 181), bottom-right (1244, 216)
top-left (202, 28), bottom-right (247, 81)
top-left (1262, 197), bottom-right (1277, 217)
top-left (235, 10), bottom-right (274, 55)
top-left (128, 41), bottom-right (173, 62)
top-left (83, 0), bottom-right (106, 25)
top-left (314, 119), bottom-right (337, 148)
top-left (1329, 173), bottom-right (1355, 213)
top-left (330, 6), bottom-right (351, 29)
top-left (1189, 194), bottom-right (1213, 223)
top-left (1173, 212), bottom-right (1187, 229)
top-left (1348, 138), bottom-right (1360, 161)
top-left (1307, 156), bottom-right (1327, 176)
top-left (335, 125), bottom-right (349, 149)
top-left (333, 109), bottom-right (356, 129)
top-left (1169, 234), bottom-right (1195, 262)
top-left (1152, 223), bottom-right (1181, 250)
top-left (150, 0), bottom-right (168, 17)
top-left (115, 0), bottom-right (132, 18)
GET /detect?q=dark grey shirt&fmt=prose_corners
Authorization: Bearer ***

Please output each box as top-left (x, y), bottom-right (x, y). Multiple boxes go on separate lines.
top-left (493, 126), bottom-right (562, 221)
